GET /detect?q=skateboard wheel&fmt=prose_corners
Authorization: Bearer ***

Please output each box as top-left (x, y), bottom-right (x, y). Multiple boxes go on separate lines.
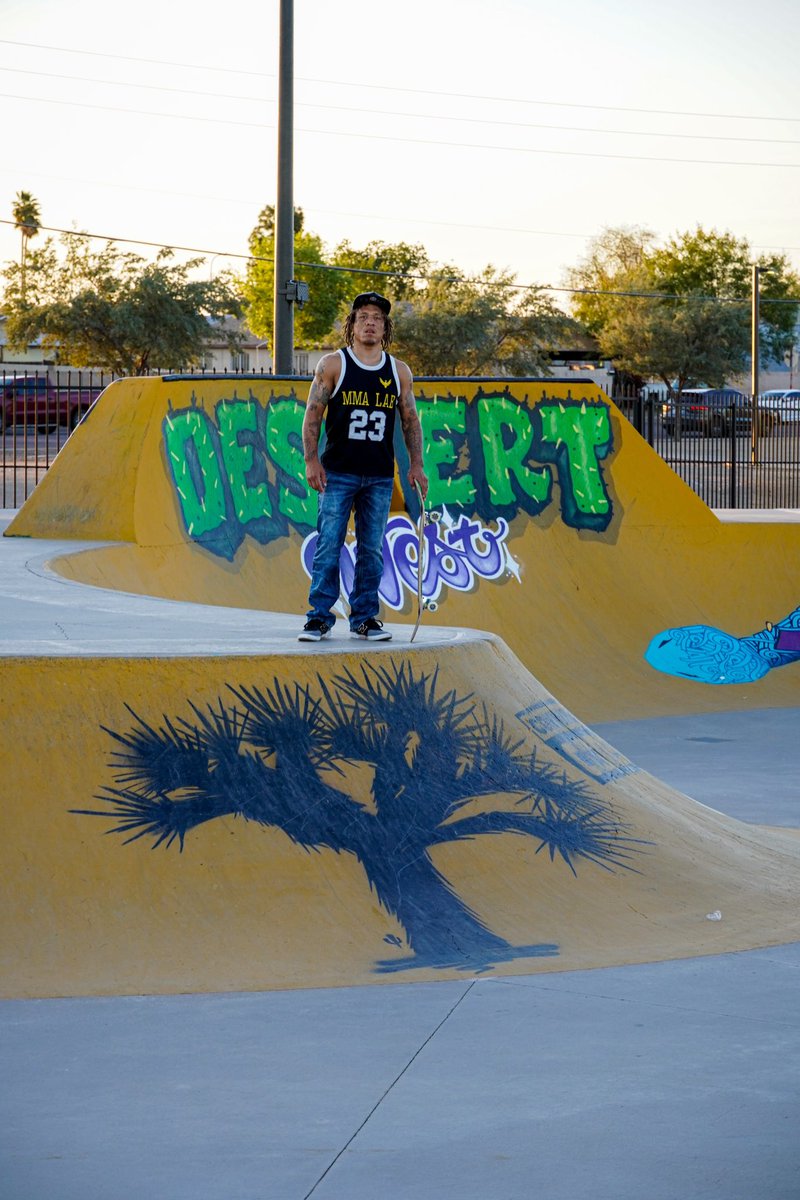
top-left (426, 601), bottom-right (438, 613)
top-left (428, 510), bottom-right (441, 523)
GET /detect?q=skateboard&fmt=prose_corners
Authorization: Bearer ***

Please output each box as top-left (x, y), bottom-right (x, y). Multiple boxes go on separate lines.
top-left (410, 481), bottom-right (439, 643)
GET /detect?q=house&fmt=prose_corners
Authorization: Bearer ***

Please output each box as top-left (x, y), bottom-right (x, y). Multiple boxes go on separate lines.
top-left (0, 314), bottom-right (320, 379)
top-left (0, 316), bottom-right (48, 368)
top-left (730, 323), bottom-right (800, 395)
top-left (546, 349), bottom-right (615, 395)
top-left (198, 317), bottom-right (319, 377)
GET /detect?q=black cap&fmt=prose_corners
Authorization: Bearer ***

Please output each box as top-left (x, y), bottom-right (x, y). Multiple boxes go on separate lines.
top-left (351, 291), bottom-right (391, 315)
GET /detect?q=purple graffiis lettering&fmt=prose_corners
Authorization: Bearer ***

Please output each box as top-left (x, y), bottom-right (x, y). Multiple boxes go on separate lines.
top-left (301, 513), bottom-right (517, 611)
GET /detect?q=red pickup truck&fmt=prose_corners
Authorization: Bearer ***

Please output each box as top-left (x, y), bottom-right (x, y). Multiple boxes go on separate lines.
top-left (0, 374), bottom-right (105, 434)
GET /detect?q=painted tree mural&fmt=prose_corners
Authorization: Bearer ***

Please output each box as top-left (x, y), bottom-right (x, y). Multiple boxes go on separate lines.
top-left (74, 661), bottom-right (639, 972)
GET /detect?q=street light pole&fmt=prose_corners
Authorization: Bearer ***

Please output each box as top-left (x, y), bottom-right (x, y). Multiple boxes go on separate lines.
top-left (273, 0), bottom-right (294, 376)
top-left (750, 263), bottom-right (761, 465)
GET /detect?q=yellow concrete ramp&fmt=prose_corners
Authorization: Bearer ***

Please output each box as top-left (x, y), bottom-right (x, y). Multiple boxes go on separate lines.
top-left (7, 375), bottom-right (800, 722)
top-left (4, 374), bottom-right (800, 999)
top-left (3, 635), bottom-right (799, 999)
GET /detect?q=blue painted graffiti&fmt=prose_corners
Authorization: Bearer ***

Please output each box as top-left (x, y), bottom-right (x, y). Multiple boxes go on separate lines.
top-left (646, 606), bottom-right (800, 685)
top-left (73, 662), bottom-right (640, 973)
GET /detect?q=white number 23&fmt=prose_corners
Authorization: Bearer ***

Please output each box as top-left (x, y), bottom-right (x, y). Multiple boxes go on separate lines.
top-left (348, 410), bottom-right (387, 442)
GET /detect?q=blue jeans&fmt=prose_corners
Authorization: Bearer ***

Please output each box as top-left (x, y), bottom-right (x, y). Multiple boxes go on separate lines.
top-left (306, 472), bottom-right (394, 628)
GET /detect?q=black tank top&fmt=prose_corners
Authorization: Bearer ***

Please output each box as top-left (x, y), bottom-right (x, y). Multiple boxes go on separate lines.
top-left (321, 347), bottom-right (400, 478)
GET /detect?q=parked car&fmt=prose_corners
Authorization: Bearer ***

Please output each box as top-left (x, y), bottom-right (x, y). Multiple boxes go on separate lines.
top-left (0, 375), bottom-right (104, 434)
top-left (757, 389), bottom-right (800, 424)
top-left (662, 389), bottom-right (756, 437)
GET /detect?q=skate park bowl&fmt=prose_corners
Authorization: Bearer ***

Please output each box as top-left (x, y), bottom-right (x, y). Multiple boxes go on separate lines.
top-left (2, 374), bottom-right (800, 998)
top-left (8, 372), bottom-right (800, 723)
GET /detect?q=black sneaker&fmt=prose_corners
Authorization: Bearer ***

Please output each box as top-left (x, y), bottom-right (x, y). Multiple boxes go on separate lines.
top-left (298, 618), bottom-right (331, 642)
top-left (350, 618), bottom-right (392, 641)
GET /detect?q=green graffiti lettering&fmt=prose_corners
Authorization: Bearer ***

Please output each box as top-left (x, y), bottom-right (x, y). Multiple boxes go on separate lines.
top-left (266, 398), bottom-right (318, 527)
top-left (163, 408), bottom-right (227, 538)
top-left (217, 400), bottom-right (272, 526)
top-left (418, 396), bottom-right (476, 511)
top-left (162, 388), bottom-right (617, 561)
top-left (476, 395), bottom-right (550, 511)
top-left (536, 400), bottom-right (612, 529)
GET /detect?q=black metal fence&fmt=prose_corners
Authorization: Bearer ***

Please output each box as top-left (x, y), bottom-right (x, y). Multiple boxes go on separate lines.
top-left (0, 367), bottom-right (273, 509)
top-left (616, 391), bottom-right (800, 510)
top-left (3, 371), bottom-right (800, 512)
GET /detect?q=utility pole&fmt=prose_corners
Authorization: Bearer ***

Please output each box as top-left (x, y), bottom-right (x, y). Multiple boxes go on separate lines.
top-left (273, 0), bottom-right (295, 376)
top-left (750, 263), bottom-right (761, 465)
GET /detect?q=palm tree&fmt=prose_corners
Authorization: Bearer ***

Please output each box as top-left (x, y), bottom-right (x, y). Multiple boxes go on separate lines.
top-left (73, 661), bottom-right (641, 972)
top-left (11, 190), bottom-right (41, 301)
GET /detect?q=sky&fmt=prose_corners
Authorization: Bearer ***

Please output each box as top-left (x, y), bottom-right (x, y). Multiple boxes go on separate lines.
top-left (0, 0), bottom-right (798, 310)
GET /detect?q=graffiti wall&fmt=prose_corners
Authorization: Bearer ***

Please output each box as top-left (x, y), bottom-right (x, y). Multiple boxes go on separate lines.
top-left (161, 381), bottom-right (616, 617)
top-left (16, 372), bottom-right (800, 721)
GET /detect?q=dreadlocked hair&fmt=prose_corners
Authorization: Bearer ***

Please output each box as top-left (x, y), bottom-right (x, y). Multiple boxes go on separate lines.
top-left (344, 310), bottom-right (394, 349)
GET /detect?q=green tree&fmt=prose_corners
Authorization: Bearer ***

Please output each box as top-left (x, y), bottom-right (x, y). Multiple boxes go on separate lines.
top-left (391, 266), bottom-right (572, 376)
top-left (601, 295), bottom-right (749, 394)
top-left (11, 189), bottom-right (41, 302)
top-left (565, 225), bottom-right (800, 391)
top-left (332, 238), bottom-right (430, 302)
top-left (2, 232), bottom-right (242, 373)
top-left (650, 227), bottom-right (800, 365)
top-left (565, 224), bottom-right (654, 339)
top-left (242, 205), bottom-right (347, 349)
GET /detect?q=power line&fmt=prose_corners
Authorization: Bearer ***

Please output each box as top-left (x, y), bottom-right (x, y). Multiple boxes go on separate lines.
top-left (311, 208), bottom-right (592, 242)
top-left (3, 66), bottom-right (800, 147)
top-left (0, 38), bottom-right (271, 79)
top-left (1, 218), bottom-right (797, 304)
top-left (305, 80), bottom-right (800, 130)
top-left (1, 38), bottom-right (798, 126)
top-left (1, 92), bottom-right (798, 170)
top-left (0, 217), bottom-right (260, 262)
top-left (298, 105), bottom-right (800, 147)
top-left (0, 163), bottom-right (589, 240)
top-left (0, 91), bottom-right (275, 130)
top-left (0, 65), bottom-right (274, 106)
top-left (2, 163), bottom-right (798, 255)
top-left (313, 208), bottom-right (800, 254)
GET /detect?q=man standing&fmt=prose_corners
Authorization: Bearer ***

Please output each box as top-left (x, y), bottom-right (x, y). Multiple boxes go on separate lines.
top-left (299, 291), bottom-right (428, 641)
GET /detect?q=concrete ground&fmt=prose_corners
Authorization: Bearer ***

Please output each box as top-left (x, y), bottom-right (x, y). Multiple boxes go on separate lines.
top-left (594, 707), bottom-right (800, 828)
top-left (2, 509), bottom-right (799, 1200)
top-left (3, 942), bottom-right (799, 1200)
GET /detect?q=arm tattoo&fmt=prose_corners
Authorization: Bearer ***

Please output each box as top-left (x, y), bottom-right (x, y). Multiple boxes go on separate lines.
top-left (398, 386), bottom-right (424, 466)
top-left (303, 375), bottom-right (331, 460)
